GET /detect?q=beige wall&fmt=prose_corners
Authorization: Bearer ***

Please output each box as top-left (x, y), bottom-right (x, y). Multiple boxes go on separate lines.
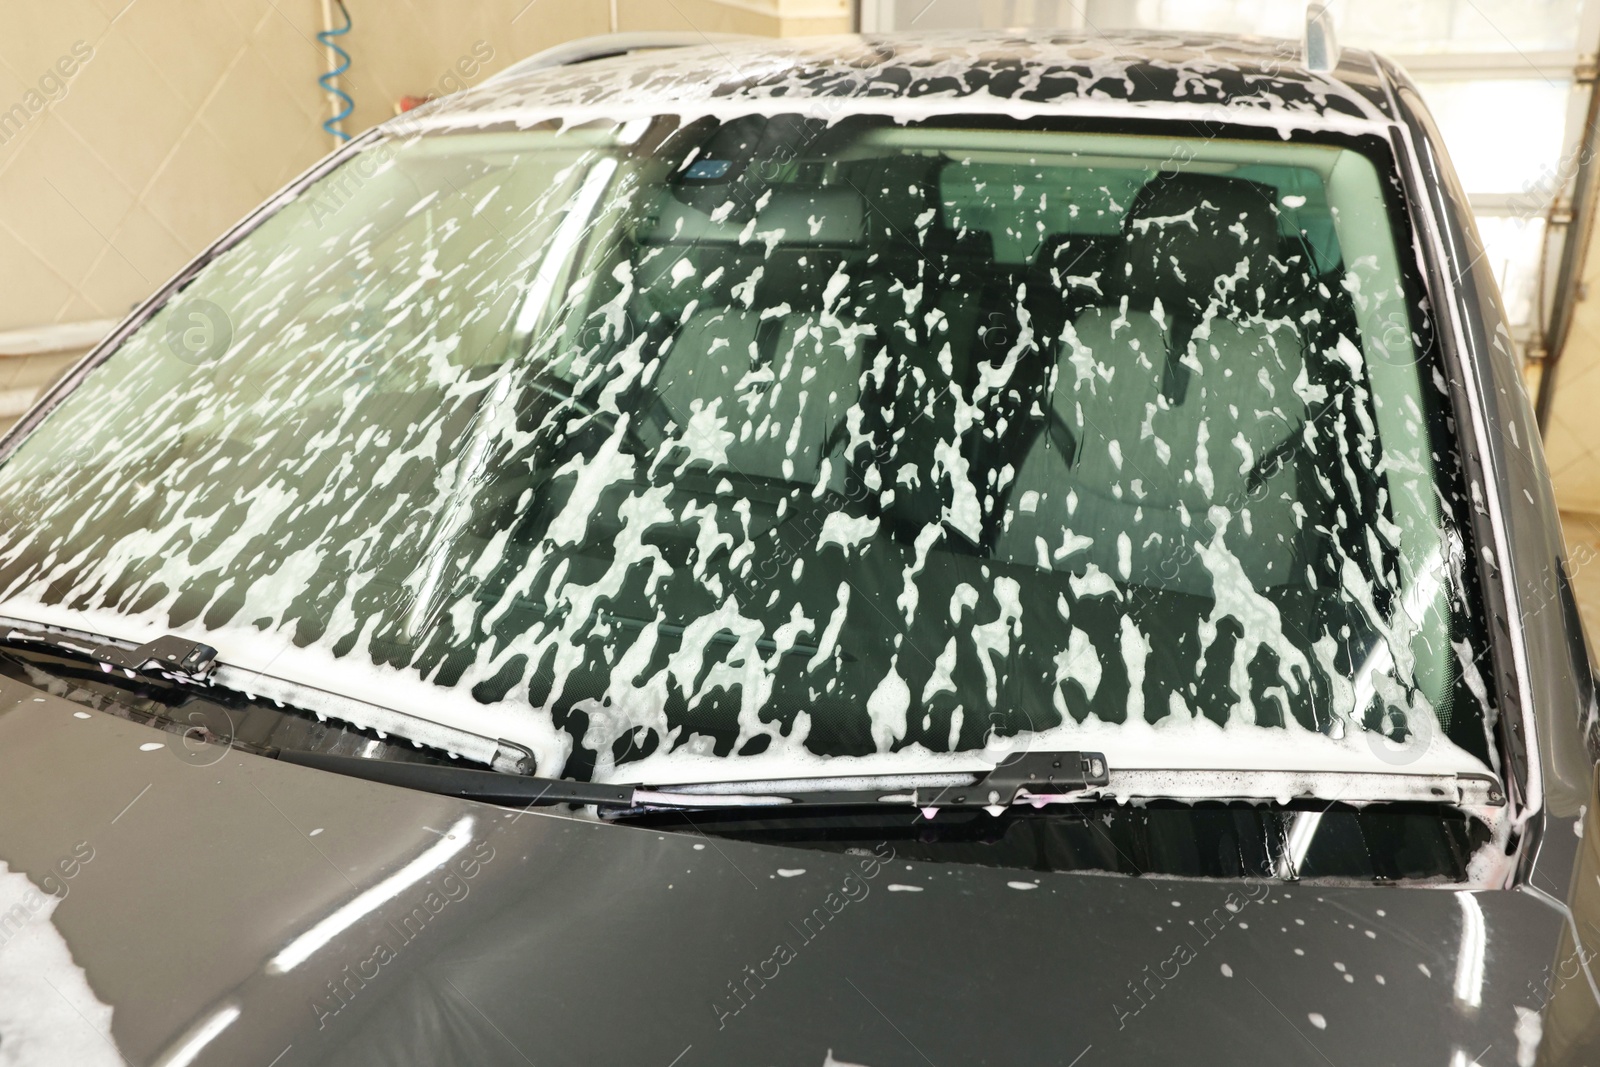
top-left (1545, 242), bottom-right (1600, 513)
top-left (618, 0), bottom-right (852, 35)
top-left (0, 0), bottom-right (848, 429)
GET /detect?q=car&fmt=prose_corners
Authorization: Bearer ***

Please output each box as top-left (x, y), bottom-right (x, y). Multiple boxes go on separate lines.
top-left (0, 23), bottom-right (1595, 1067)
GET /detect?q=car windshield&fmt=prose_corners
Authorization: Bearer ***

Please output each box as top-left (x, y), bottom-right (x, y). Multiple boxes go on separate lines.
top-left (0, 111), bottom-right (1499, 787)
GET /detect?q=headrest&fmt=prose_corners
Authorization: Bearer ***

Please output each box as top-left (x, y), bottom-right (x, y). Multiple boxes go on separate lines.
top-left (1034, 234), bottom-right (1077, 269)
top-left (643, 186), bottom-right (866, 247)
top-left (1033, 233), bottom-right (1117, 276)
top-left (924, 227), bottom-right (993, 260)
top-left (1116, 174), bottom-right (1281, 319)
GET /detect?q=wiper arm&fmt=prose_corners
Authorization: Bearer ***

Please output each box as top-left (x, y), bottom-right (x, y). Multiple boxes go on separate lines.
top-left (912, 751), bottom-right (1110, 808)
top-left (276, 748), bottom-right (1111, 813)
top-left (0, 625), bottom-right (218, 681)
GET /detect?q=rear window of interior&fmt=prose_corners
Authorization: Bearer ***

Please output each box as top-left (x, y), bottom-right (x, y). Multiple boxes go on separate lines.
top-left (921, 130), bottom-right (1343, 273)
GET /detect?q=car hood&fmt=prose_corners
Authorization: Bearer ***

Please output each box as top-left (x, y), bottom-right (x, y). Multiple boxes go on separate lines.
top-left (0, 674), bottom-right (1595, 1067)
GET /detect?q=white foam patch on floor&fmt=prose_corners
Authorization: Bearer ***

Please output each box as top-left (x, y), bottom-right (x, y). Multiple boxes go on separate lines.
top-left (0, 862), bottom-right (120, 1066)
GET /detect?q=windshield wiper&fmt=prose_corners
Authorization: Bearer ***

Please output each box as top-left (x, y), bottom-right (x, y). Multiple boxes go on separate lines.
top-left (910, 751), bottom-right (1110, 807)
top-left (0, 625), bottom-right (218, 681)
top-left (0, 617), bottom-right (556, 776)
top-left (0, 617), bottom-right (1107, 811)
top-left (276, 749), bottom-right (638, 806)
top-left (274, 748), bottom-right (1111, 812)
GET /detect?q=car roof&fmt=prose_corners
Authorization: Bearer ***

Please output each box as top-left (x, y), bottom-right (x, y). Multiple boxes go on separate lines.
top-left (409, 30), bottom-right (1400, 133)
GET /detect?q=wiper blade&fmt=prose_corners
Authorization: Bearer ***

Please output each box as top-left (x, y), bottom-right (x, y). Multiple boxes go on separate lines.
top-left (276, 748), bottom-right (1111, 813)
top-left (645, 750), bottom-right (1112, 810)
top-left (276, 750), bottom-right (638, 807)
top-left (0, 625), bottom-right (218, 681)
top-left (0, 617), bottom-right (545, 775)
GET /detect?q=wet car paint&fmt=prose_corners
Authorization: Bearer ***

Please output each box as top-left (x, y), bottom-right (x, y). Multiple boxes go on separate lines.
top-left (0, 29), bottom-right (1597, 1067)
top-left (0, 675), bottom-right (1587, 1066)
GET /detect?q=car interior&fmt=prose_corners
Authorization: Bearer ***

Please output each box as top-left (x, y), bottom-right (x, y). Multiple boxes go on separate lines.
top-left (446, 116), bottom-right (1492, 773)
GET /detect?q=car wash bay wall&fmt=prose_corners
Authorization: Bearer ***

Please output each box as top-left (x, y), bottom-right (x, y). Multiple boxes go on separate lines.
top-left (0, 0), bottom-right (849, 432)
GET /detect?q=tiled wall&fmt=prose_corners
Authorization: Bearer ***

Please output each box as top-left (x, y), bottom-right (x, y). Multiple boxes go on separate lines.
top-left (0, 348), bottom-right (86, 422)
top-left (0, 0), bottom-right (849, 431)
top-left (0, 0), bottom-right (611, 336)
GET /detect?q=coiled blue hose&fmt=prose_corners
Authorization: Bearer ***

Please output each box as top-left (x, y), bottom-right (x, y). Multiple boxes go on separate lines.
top-left (318, 0), bottom-right (354, 142)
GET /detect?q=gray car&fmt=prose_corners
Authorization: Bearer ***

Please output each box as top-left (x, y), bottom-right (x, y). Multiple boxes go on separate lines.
top-left (0, 27), bottom-right (1595, 1067)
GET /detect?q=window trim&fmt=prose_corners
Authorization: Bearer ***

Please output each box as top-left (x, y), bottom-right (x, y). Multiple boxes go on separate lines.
top-left (1387, 91), bottom-right (1543, 881)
